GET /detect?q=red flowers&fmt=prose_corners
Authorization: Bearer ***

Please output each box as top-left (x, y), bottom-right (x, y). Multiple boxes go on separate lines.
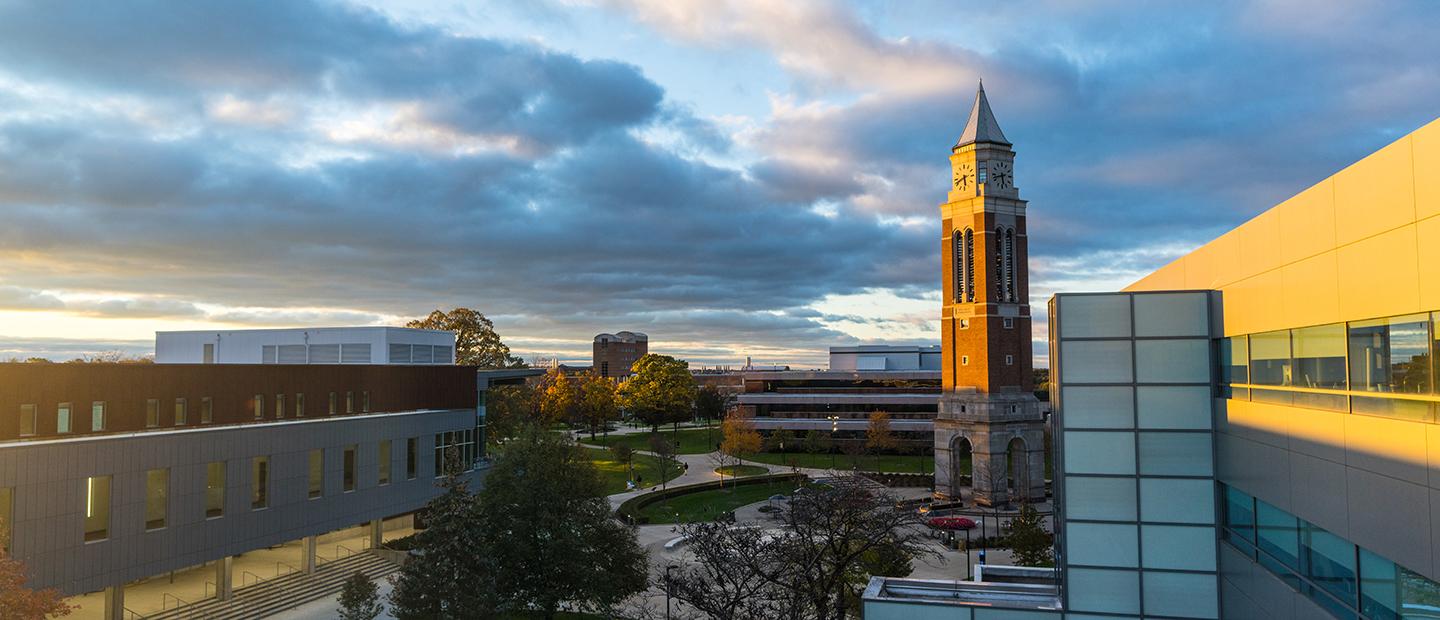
top-left (927, 516), bottom-right (976, 530)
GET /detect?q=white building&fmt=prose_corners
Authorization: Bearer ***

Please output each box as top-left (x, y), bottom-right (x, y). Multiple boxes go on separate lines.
top-left (827, 345), bottom-right (941, 371)
top-left (155, 327), bottom-right (456, 365)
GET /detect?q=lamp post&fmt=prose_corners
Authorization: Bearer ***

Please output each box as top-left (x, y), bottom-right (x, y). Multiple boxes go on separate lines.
top-left (828, 415), bottom-right (839, 469)
top-left (665, 564), bottom-right (678, 619)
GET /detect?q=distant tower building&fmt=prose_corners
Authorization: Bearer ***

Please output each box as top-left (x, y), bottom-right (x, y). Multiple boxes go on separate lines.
top-left (933, 83), bottom-right (1046, 506)
top-left (593, 331), bottom-right (648, 378)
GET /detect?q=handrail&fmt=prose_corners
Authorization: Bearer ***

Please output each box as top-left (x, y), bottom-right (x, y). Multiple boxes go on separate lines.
top-left (204, 580), bottom-right (215, 599)
top-left (336, 543), bottom-right (358, 559)
top-left (162, 591), bottom-right (191, 611)
top-left (276, 560), bottom-right (298, 577)
top-left (122, 606), bottom-right (142, 620)
top-left (241, 569), bottom-right (263, 589)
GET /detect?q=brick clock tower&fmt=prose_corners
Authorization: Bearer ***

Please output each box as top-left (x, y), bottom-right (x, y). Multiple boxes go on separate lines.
top-left (933, 83), bottom-right (1046, 506)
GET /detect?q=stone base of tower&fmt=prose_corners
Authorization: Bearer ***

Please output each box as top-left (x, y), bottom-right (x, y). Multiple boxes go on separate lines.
top-left (933, 390), bottom-right (1046, 507)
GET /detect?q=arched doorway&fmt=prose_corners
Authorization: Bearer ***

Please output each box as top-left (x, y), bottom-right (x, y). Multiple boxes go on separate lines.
top-left (950, 435), bottom-right (973, 499)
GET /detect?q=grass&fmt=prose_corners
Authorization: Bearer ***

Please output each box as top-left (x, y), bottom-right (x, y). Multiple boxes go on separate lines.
top-left (742, 450), bottom-right (948, 474)
top-left (638, 479), bottom-right (800, 524)
top-left (584, 447), bottom-right (684, 495)
top-left (583, 426), bottom-right (721, 455)
top-left (715, 464), bottom-right (768, 477)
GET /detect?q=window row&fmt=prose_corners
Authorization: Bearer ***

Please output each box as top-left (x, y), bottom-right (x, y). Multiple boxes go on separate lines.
top-left (950, 227), bottom-right (1019, 304)
top-left (75, 438), bottom-right (422, 544)
top-left (16, 390), bottom-right (374, 437)
top-left (1219, 312), bottom-right (1440, 421)
top-left (1222, 483), bottom-right (1440, 620)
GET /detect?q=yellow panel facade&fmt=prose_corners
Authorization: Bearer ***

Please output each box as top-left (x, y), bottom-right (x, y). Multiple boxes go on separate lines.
top-left (1336, 224), bottom-right (1420, 321)
top-left (1222, 269), bottom-right (1283, 336)
top-left (1280, 250), bottom-right (1341, 328)
top-left (1133, 257), bottom-right (1186, 290)
top-left (1237, 206), bottom-right (1283, 276)
top-left (1345, 413), bottom-right (1429, 474)
top-left (1333, 136), bottom-right (1417, 246)
top-left (1277, 179), bottom-right (1337, 265)
top-left (1415, 118), bottom-right (1440, 220)
top-left (1418, 215), bottom-right (1440, 310)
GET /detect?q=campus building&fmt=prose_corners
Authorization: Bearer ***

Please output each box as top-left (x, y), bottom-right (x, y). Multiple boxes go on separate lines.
top-left (155, 326), bottom-right (456, 365)
top-left (593, 331), bottom-right (648, 378)
top-left (735, 345), bottom-right (941, 448)
top-left (864, 87), bottom-right (1440, 619)
top-left (0, 362), bottom-right (538, 619)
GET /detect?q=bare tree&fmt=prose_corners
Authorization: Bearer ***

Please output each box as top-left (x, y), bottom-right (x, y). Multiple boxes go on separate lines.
top-left (668, 475), bottom-right (938, 620)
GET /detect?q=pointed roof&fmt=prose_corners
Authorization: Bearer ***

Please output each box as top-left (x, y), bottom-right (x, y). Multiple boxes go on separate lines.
top-left (955, 81), bottom-right (1010, 148)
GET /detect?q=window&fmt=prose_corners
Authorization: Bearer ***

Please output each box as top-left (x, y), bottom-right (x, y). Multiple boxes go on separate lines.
top-left (275, 394), bottom-right (284, 419)
top-left (378, 440), bottom-right (391, 485)
top-left (329, 392), bottom-right (337, 415)
top-left (1256, 499), bottom-right (1299, 571)
top-left (251, 457), bottom-right (269, 509)
top-left (960, 319), bottom-right (970, 329)
top-left (1223, 485), bottom-right (1256, 551)
top-left (205, 462), bottom-right (225, 518)
top-left (295, 393), bottom-right (305, 418)
top-left (19, 404), bottom-right (36, 436)
top-left (994, 227), bottom-right (1005, 299)
top-left (1003, 227), bottom-right (1016, 302)
top-left (1249, 330), bottom-right (1291, 386)
top-left (962, 355), bottom-right (969, 366)
top-left (1005, 354), bottom-right (1014, 366)
top-left (362, 391), bottom-right (371, 413)
top-left (963, 229), bottom-right (975, 302)
top-left (1, 486), bottom-right (13, 553)
top-left (977, 160), bottom-right (987, 184)
top-left (308, 450), bottom-right (323, 499)
top-left (91, 401), bottom-right (106, 432)
top-left (203, 343), bottom-right (214, 363)
top-left (343, 445), bottom-right (357, 492)
top-left (57, 402), bottom-right (71, 434)
top-left (953, 230), bottom-right (966, 303)
top-left (252, 394), bottom-right (264, 420)
top-left (407, 437), bottom-right (418, 480)
top-left (1003, 317), bottom-right (1014, 329)
top-left (84, 475), bottom-right (111, 542)
top-left (201, 397), bottom-right (213, 424)
top-left (1292, 323), bottom-right (1347, 389)
top-left (1301, 519), bottom-right (1357, 606)
top-left (600, 361), bottom-right (609, 377)
top-left (174, 398), bottom-right (187, 426)
top-left (1219, 336), bottom-right (1249, 384)
top-left (145, 469), bottom-right (168, 530)
top-left (346, 391), bottom-right (355, 414)
top-left (1350, 314), bottom-right (1431, 394)
top-left (146, 398), bottom-right (160, 427)
top-left (434, 430), bottom-right (478, 477)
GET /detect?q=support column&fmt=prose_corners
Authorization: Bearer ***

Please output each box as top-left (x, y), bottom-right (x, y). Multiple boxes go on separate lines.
top-left (102, 585), bottom-right (124, 620)
top-left (214, 556), bottom-right (234, 600)
top-left (303, 535), bottom-right (317, 575)
top-left (369, 518), bottom-right (383, 550)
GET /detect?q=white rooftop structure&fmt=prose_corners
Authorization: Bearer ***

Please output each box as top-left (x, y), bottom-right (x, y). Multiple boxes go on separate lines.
top-left (828, 345), bottom-right (941, 371)
top-left (155, 327), bottom-right (456, 365)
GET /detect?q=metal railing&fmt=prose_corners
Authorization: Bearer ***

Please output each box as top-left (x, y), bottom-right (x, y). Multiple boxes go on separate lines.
top-left (240, 569), bottom-right (263, 589)
top-left (276, 560), bottom-right (299, 578)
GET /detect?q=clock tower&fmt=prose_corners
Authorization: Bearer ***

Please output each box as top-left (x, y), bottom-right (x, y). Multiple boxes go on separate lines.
top-left (934, 82), bottom-right (1046, 506)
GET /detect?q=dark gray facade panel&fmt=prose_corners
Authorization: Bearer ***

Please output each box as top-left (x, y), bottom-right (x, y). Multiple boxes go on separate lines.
top-left (3, 409), bottom-right (478, 595)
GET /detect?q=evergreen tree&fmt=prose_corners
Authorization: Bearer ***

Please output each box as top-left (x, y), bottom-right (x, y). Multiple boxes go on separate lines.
top-left (1005, 503), bottom-right (1055, 567)
top-left (481, 427), bottom-right (648, 618)
top-left (337, 571), bottom-right (383, 620)
top-left (388, 449), bottom-right (496, 619)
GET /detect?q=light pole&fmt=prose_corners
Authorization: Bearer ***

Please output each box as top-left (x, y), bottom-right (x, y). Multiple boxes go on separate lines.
top-left (828, 415), bottom-right (839, 469)
top-left (665, 564), bottom-right (678, 619)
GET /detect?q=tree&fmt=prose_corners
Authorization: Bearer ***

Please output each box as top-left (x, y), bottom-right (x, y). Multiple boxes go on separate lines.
top-left (693, 385), bottom-right (731, 424)
top-left (485, 383), bottom-right (537, 444)
top-left (338, 571), bottom-right (383, 620)
top-left (406, 308), bottom-right (524, 368)
top-left (802, 429), bottom-right (830, 456)
top-left (649, 434), bottom-right (679, 490)
top-left (578, 371), bottom-right (620, 439)
top-left (610, 444), bottom-right (636, 485)
top-left (865, 411), bottom-right (898, 470)
top-left (719, 415), bottom-right (762, 481)
top-left (389, 449), bottom-right (496, 619)
top-left (0, 545), bottom-right (72, 619)
top-left (765, 429), bottom-right (795, 453)
top-left (616, 354), bottom-right (697, 431)
top-left (537, 368), bottom-right (580, 426)
top-left (1005, 503), bottom-right (1054, 567)
top-left (479, 428), bottom-right (648, 618)
top-left (669, 475), bottom-right (936, 620)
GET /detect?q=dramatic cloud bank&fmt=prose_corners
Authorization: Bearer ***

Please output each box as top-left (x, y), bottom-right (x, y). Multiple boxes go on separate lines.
top-left (0, 0), bottom-right (1437, 365)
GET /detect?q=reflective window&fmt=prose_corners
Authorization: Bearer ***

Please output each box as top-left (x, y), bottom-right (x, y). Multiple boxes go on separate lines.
top-left (200, 397), bottom-right (212, 424)
top-left (146, 398), bottom-right (160, 428)
top-left (343, 445), bottom-right (356, 492)
top-left (91, 401), bottom-right (106, 432)
top-left (205, 462), bottom-right (225, 518)
top-left (84, 475), bottom-right (111, 542)
top-left (1350, 314), bottom-right (1431, 394)
top-left (1250, 330), bottom-right (1291, 386)
top-left (308, 450), bottom-right (323, 499)
top-left (19, 404), bottom-right (36, 436)
top-left (57, 402), bottom-right (71, 433)
top-left (145, 469), bottom-right (168, 530)
top-left (1224, 486), bottom-right (1256, 545)
top-left (251, 457), bottom-right (269, 509)
top-left (252, 394), bottom-right (264, 420)
top-left (346, 391), bottom-right (355, 414)
top-left (1293, 323), bottom-right (1347, 389)
top-left (275, 394), bottom-right (284, 419)
top-left (329, 392), bottom-right (337, 415)
top-left (174, 398), bottom-right (187, 426)
top-left (1220, 336), bottom-right (1249, 384)
top-left (363, 391), bottom-right (371, 413)
top-left (1301, 520), bottom-right (1357, 606)
top-left (1257, 499), bottom-right (1300, 570)
top-left (378, 440), bottom-right (391, 485)
top-left (406, 437), bottom-right (418, 480)
top-left (296, 393), bottom-right (305, 418)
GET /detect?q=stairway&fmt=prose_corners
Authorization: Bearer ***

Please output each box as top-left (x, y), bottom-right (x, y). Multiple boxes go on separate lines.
top-left (143, 551), bottom-right (400, 620)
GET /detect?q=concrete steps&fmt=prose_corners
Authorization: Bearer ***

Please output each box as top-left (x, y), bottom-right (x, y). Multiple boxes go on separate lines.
top-left (143, 551), bottom-right (400, 620)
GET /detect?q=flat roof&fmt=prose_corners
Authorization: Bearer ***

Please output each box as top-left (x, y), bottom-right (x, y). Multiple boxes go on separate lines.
top-left (829, 345), bottom-right (941, 354)
top-left (742, 370), bottom-right (941, 381)
top-left (737, 393), bottom-right (940, 405)
top-left (863, 577), bottom-right (1061, 611)
top-left (155, 326), bottom-right (454, 336)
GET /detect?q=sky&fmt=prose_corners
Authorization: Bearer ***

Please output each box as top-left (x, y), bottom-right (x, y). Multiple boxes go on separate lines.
top-left (0, 1), bottom-right (1438, 368)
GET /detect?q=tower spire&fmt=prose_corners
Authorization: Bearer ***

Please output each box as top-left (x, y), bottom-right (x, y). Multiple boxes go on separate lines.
top-left (955, 80), bottom-right (1010, 148)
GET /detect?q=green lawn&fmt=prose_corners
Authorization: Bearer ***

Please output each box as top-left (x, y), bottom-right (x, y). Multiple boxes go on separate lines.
top-left (742, 451), bottom-right (948, 474)
top-left (584, 426), bottom-right (721, 455)
top-left (715, 464), bottom-right (768, 477)
top-left (639, 480), bottom-right (801, 524)
top-left (584, 447), bottom-right (683, 495)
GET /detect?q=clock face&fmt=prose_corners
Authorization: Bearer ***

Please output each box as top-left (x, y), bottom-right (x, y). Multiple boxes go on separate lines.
top-left (953, 162), bottom-right (975, 191)
top-left (990, 160), bottom-right (1013, 190)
